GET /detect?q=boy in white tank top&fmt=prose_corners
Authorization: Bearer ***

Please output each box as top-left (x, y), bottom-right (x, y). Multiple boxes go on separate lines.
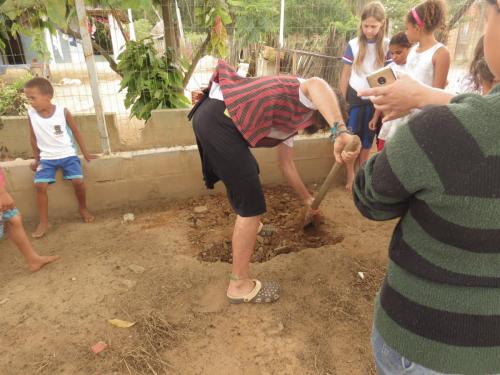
top-left (24, 78), bottom-right (96, 238)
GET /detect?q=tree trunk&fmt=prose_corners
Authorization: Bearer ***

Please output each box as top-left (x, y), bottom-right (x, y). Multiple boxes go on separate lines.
top-left (161, 0), bottom-right (178, 59)
top-left (183, 32), bottom-right (211, 88)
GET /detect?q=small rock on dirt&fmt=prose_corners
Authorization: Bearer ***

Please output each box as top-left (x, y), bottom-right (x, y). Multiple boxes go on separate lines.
top-left (91, 341), bottom-right (108, 354)
top-left (194, 206), bottom-right (208, 214)
top-left (122, 213), bottom-right (135, 223)
top-left (120, 279), bottom-right (137, 289)
top-left (128, 264), bottom-right (145, 274)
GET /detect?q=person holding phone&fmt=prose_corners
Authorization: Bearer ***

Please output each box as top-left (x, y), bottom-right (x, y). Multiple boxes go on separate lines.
top-left (339, 0), bottom-right (500, 372)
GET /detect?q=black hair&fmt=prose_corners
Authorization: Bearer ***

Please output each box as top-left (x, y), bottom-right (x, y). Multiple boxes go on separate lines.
top-left (406, 0), bottom-right (446, 33)
top-left (389, 32), bottom-right (411, 48)
top-left (24, 77), bottom-right (54, 96)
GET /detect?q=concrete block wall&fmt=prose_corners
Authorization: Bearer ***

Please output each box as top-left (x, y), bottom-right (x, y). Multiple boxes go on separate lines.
top-left (2, 136), bottom-right (343, 221)
top-left (143, 109), bottom-right (195, 149)
top-left (0, 113), bottom-right (123, 157)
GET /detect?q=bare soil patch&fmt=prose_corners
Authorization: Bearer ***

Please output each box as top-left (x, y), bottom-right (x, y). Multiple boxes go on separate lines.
top-left (0, 186), bottom-right (394, 374)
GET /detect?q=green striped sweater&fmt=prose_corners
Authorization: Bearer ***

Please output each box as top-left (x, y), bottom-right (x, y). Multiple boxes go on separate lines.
top-left (353, 84), bottom-right (500, 374)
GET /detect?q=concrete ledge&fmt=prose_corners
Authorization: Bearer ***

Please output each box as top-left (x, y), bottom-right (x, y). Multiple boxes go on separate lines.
top-left (0, 113), bottom-right (123, 157)
top-left (2, 136), bottom-right (345, 221)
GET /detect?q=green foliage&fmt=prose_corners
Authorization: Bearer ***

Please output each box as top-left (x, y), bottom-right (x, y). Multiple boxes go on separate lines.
top-left (195, 0), bottom-right (231, 57)
top-left (228, 0), bottom-right (278, 46)
top-left (0, 74), bottom-right (32, 116)
top-left (0, 0), bottom-right (65, 60)
top-left (285, 0), bottom-right (356, 36)
top-left (117, 40), bottom-right (190, 120)
top-left (133, 18), bottom-right (153, 41)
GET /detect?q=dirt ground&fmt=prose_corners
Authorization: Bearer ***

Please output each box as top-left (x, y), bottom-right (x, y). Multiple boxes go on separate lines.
top-left (0, 185), bottom-right (395, 375)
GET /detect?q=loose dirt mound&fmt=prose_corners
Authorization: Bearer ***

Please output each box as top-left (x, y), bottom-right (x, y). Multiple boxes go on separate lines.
top-left (184, 186), bottom-right (345, 263)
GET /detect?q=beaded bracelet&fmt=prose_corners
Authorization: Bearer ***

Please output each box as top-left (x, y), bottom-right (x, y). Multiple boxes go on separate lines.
top-left (330, 121), bottom-right (352, 142)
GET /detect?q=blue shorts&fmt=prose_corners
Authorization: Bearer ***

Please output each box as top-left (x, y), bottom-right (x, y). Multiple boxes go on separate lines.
top-left (34, 156), bottom-right (83, 184)
top-left (0, 208), bottom-right (19, 239)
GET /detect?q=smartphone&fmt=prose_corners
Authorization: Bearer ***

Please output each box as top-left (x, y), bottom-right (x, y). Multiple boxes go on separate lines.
top-left (366, 66), bottom-right (397, 88)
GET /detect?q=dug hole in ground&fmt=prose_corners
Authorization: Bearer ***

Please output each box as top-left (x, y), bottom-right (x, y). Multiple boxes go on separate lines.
top-left (0, 185), bottom-right (394, 375)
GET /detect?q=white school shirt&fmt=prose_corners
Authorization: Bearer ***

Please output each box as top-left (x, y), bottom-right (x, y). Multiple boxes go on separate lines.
top-left (406, 42), bottom-right (445, 87)
top-left (209, 78), bottom-right (317, 148)
top-left (28, 105), bottom-right (77, 160)
top-left (342, 37), bottom-right (392, 98)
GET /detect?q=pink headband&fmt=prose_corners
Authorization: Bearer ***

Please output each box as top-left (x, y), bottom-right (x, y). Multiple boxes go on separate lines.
top-left (411, 7), bottom-right (425, 28)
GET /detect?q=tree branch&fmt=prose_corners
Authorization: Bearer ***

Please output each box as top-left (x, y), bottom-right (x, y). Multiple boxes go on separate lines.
top-left (183, 32), bottom-right (211, 88)
top-left (437, 0), bottom-right (475, 44)
top-left (62, 27), bottom-right (121, 76)
top-left (109, 5), bottom-right (130, 43)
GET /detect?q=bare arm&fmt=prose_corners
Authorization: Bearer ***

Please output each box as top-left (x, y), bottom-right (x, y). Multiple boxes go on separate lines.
top-left (64, 108), bottom-right (96, 161)
top-left (432, 47), bottom-right (451, 89)
top-left (28, 117), bottom-right (41, 163)
top-left (339, 64), bottom-right (352, 99)
top-left (369, 109), bottom-right (381, 130)
top-left (358, 75), bottom-right (455, 122)
top-left (300, 77), bottom-right (346, 126)
top-left (277, 143), bottom-right (313, 205)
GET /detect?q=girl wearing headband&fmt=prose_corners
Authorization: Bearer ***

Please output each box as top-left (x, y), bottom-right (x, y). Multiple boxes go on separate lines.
top-left (405, 0), bottom-right (450, 89)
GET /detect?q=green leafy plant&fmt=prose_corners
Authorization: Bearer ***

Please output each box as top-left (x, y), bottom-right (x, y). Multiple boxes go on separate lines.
top-left (133, 18), bottom-right (153, 41)
top-left (117, 40), bottom-right (190, 121)
top-left (0, 74), bottom-right (32, 116)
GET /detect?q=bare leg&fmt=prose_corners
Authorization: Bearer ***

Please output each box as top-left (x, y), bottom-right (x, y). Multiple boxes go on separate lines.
top-left (227, 215), bottom-right (260, 298)
top-left (359, 148), bottom-right (372, 166)
top-left (7, 214), bottom-right (59, 272)
top-left (32, 182), bottom-right (49, 238)
top-left (72, 179), bottom-right (94, 223)
top-left (345, 157), bottom-right (357, 192)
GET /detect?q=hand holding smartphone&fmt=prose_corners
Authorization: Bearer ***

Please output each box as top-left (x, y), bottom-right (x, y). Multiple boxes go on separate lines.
top-left (366, 66), bottom-right (397, 88)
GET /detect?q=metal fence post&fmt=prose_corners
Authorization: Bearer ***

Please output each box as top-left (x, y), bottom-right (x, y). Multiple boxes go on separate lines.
top-left (75, 0), bottom-right (112, 155)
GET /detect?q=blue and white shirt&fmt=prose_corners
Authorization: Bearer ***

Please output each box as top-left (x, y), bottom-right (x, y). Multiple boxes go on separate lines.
top-left (342, 37), bottom-right (392, 95)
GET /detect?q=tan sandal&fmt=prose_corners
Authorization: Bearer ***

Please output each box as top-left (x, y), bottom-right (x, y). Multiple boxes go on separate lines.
top-left (227, 279), bottom-right (280, 304)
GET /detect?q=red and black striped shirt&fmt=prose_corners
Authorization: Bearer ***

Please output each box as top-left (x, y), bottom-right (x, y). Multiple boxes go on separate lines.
top-left (210, 60), bottom-right (315, 148)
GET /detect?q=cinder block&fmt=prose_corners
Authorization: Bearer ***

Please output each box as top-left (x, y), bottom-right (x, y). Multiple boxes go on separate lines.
top-left (84, 156), bottom-right (134, 182)
top-left (131, 148), bottom-right (199, 178)
top-left (143, 109), bottom-right (196, 148)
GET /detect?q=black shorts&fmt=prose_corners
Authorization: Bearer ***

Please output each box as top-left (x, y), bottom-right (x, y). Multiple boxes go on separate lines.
top-left (192, 98), bottom-right (266, 217)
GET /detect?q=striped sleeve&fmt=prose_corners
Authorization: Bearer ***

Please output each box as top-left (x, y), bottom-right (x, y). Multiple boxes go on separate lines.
top-left (353, 149), bottom-right (411, 221)
top-left (342, 43), bottom-right (354, 65)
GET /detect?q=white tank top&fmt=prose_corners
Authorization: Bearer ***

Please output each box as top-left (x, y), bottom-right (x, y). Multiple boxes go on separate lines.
top-left (29, 105), bottom-right (77, 160)
top-left (406, 42), bottom-right (445, 87)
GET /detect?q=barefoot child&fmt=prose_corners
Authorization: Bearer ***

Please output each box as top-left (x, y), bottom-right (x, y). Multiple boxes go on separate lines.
top-left (369, 32), bottom-right (412, 150)
top-left (0, 167), bottom-right (59, 271)
top-left (24, 77), bottom-right (96, 238)
top-left (339, 1), bottom-right (391, 191)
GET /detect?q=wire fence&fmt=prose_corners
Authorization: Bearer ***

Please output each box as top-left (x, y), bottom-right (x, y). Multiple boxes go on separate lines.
top-left (0, 0), bottom-right (486, 143)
